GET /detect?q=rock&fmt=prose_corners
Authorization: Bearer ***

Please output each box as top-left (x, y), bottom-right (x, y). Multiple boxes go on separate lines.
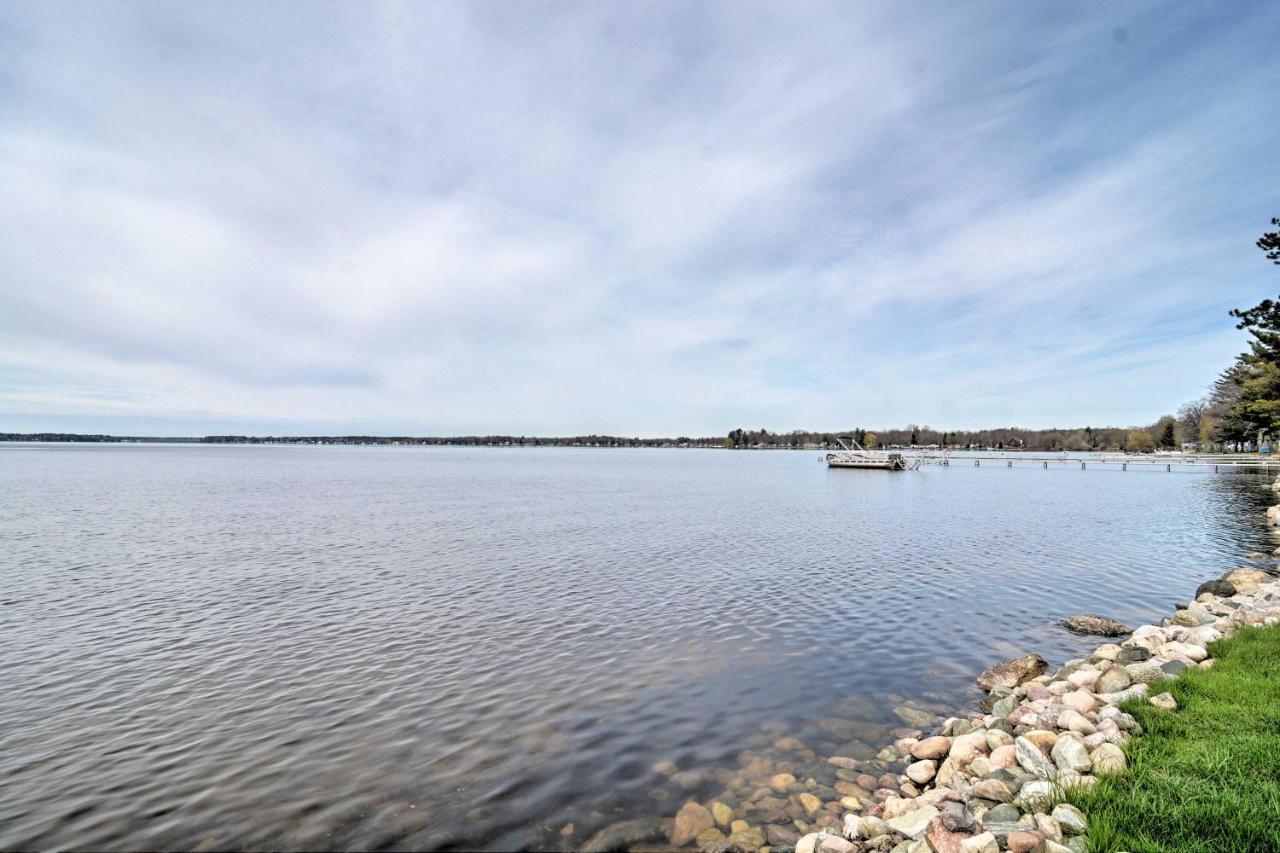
top-left (987, 745), bottom-right (1017, 771)
top-left (1090, 743), bottom-right (1127, 774)
top-left (1014, 736), bottom-right (1057, 779)
top-left (986, 729), bottom-right (1013, 750)
top-left (894, 705), bottom-right (938, 728)
top-left (1149, 692), bottom-right (1178, 710)
top-left (911, 736), bottom-right (952, 760)
top-left (976, 654), bottom-right (1048, 692)
top-left (767, 824), bottom-right (802, 846)
top-left (1051, 804), bottom-right (1086, 835)
top-left (828, 756), bottom-right (859, 770)
top-left (1223, 568), bottom-right (1272, 595)
top-left (1035, 815), bottom-right (1062, 843)
top-left (820, 836), bottom-right (856, 853)
top-left (1051, 737), bottom-right (1092, 773)
top-left (1095, 667), bottom-right (1132, 693)
top-left (700, 843), bottom-right (747, 853)
top-left (906, 760), bottom-right (937, 785)
top-left (940, 801), bottom-right (975, 832)
top-left (770, 773), bottom-right (797, 792)
top-left (1124, 661), bottom-right (1166, 684)
top-left (727, 823), bottom-right (765, 850)
top-left (1115, 646), bottom-right (1152, 663)
top-left (924, 816), bottom-right (969, 853)
top-left (697, 827), bottom-right (728, 847)
top-left (970, 777), bottom-right (1013, 802)
top-left (796, 834), bottom-right (822, 853)
top-left (1196, 579), bottom-right (1237, 598)
top-left (1058, 690), bottom-right (1095, 716)
top-left (1159, 659), bottom-right (1188, 677)
top-left (670, 802), bottom-right (715, 847)
top-left (1007, 829), bottom-right (1045, 852)
top-left (982, 803), bottom-right (1021, 824)
top-left (582, 818), bottom-right (666, 853)
top-left (847, 815), bottom-right (888, 840)
top-left (1062, 614), bottom-right (1131, 636)
top-left (1093, 643), bottom-right (1121, 661)
top-left (884, 805), bottom-right (940, 839)
top-left (960, 832), bottom-right (998, 853)
top-left (712, 802), bottom-right (734, 828)
top-left (1015, 779), bottom-right (1055, 811)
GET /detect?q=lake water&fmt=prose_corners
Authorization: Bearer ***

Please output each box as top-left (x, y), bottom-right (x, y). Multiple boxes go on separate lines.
top-left (1, 444), bottom-right (1273, 851)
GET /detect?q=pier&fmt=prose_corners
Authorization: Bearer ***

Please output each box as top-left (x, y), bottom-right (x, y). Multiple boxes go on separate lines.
top-left (910, 453), bottom-right (1279, 473)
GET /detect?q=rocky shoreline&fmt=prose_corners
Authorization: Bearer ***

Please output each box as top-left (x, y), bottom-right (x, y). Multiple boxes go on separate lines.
top-left (592, 480), bottom-right (1280, 853)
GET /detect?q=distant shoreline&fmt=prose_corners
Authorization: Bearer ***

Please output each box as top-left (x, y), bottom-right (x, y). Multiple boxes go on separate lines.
top-left (0, 432), bottom-right (1267, 454)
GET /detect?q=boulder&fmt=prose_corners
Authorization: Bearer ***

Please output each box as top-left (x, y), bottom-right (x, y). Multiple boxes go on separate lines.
top-left (1149, 692), bottom-right (1178, 710)
top-left (582, 819), bottom-right (666, 853)
top-left (1095, 667), bottom-right (1132, 693)
top-left (924, 815), bottom-right (970, 853)
top-left (1223, 567), bottom-right (1272, 594)
top-left (1051, 737), bottom-right (1092, 773)
top-left (976, 654), bottom-right (1048, 692)
top-left (885, 804), bottom-right (940, 839)
top-left (1090, 743), bottom-right (1127, 773)
top-left (767, 824), bottom-right (802, 846)
top-left (670, 802), bottom-right (715, 846)
top-left (1007, 829), bottom-right (1045, 852)
top-left (906, 760), bottom-right (937, 785)
top-left (911, 736), bottom-right (953, 760)
top-left (1014, 736), bottom-right (1057, 779)
top-left (1062, 614), bottom-right (1131, 636)
top-left (1051, 804), bottom-right (1087, 835)
top-left (960, 832), bottom-right (999, 853)
top-left (1195, 579), bottom-right (1237, 598)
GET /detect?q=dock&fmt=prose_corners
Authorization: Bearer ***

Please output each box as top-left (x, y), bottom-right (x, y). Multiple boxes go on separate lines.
top-left (909, 452), bottom-right (1279, 473)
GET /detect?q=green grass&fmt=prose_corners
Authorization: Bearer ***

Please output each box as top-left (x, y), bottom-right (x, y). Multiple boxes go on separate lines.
top-left (1067, 624), bottom-right (1280, 852)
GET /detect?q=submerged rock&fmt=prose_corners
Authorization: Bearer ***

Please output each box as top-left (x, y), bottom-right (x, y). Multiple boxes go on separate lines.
top-left (582, 818), bottom-right (666, 853)
top-left (975, 654), bottom-right (1048, 692)
top-left (1062, 614), bottom-right (1131, 636)
top-left (669, 802), bottom-right (714, 846)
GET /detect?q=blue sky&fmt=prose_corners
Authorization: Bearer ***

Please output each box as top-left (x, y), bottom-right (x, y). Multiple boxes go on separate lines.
top-left (2, 2), bottom-right (1278, 436)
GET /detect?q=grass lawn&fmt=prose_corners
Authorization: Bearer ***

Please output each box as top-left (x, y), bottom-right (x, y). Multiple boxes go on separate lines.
top-left (1067, 623), bottom-right (1280, 852)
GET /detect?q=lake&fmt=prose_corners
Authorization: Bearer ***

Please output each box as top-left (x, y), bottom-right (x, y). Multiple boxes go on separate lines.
top-left (0, 443), bottom-right (1272, 850)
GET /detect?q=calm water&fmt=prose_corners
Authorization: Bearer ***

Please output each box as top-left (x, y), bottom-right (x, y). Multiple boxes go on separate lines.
top-left (1, 444), bottom-right (1273, 851)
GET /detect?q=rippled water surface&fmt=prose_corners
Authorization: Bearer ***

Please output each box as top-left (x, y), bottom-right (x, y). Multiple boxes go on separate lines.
top-left (2, 444), bottom-right (1274, 851)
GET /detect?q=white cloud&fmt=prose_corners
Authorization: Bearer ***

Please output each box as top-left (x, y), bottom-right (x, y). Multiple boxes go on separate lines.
top-left (1, 2), bottom-right (1278, 435)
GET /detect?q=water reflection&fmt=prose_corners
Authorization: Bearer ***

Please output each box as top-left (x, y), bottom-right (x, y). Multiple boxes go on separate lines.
top-left (0, 445), bottom-right (1271, 850)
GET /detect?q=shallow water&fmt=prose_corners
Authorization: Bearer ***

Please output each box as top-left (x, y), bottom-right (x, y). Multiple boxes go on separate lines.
top-left (1, 444), bottom-right (1273, 850)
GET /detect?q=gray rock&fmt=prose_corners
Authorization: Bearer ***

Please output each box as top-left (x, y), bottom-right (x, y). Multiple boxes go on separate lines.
top-left (1195, 579), bottom-right (1237, 598)
top-left (983, 803), bottom-right (1021, 824)
top-left (1159, 659), bottom-right (1188, 676)
top-left (1125, 660), bottom-right (1167, 684)
top-left (976, 654), bottom-right (1049, 692)
top-left (1051, 804), bottom-right (1087, 835)
top-left (767, 824), bottom-right (802, 847)
top-left (582, 818), bottom-right (666, 853)
top-left (1062, 614), bottom-right (1131, 636)
top-left (1095, 667), bottom-right (1132, 693)
top-left (884, 805), bottom-right (939, 839)
top-left (1115, 646), bottom-right (1152, 663)
top-left (1051, 737), bottom-right (1092, 773)
top-left (941, 801), bottom-right (976, 832)
top-left (1014, 736), bottom-right (1057, 779)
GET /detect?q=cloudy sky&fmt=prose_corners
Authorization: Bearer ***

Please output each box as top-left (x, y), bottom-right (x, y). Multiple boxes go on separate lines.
top-left (2, 2), bottom-right (1278, 437)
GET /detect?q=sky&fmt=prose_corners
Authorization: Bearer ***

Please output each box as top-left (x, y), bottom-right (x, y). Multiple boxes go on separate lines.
top-left (2, 2), bottom-right (1279, 437)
